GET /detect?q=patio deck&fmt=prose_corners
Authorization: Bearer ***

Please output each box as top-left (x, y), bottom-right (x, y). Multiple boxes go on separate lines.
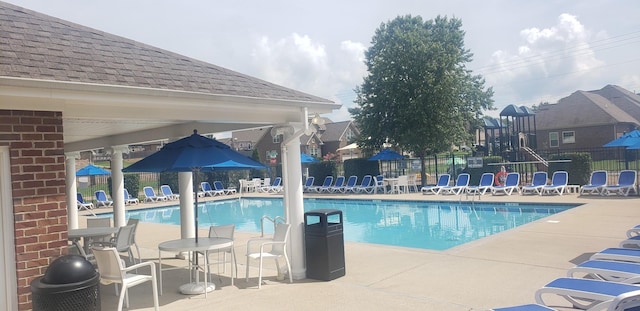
top-left (82, 191), bottom-right (640, 310)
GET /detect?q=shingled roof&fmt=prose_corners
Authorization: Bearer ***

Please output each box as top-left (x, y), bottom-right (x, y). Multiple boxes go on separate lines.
top-left (0, 1), bottom-right (331, 104)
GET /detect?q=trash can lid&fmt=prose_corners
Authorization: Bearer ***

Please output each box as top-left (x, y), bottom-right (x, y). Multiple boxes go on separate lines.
top-left (42, 255), bottom-right (96, 284)
top-left (305, 209), bottom-right (342, 216)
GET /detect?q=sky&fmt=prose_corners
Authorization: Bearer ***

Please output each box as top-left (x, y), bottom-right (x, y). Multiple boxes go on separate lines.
top-left (6, 0), bottom-right (640, 121)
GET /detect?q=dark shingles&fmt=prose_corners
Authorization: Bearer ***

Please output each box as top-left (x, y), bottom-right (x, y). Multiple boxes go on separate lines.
top-left (0, 1), bottom-right (332, 104)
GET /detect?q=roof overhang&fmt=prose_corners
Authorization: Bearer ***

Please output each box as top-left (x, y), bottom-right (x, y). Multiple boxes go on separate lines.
top-left (0, 77), bottom-right (340, 152)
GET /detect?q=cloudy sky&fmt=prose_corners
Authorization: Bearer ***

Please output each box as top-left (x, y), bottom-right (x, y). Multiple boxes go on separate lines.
top-left (6, 0), bottom-right (640, 121)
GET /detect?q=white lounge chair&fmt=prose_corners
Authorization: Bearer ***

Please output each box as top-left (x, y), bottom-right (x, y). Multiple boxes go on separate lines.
top-left (535, 277), bottom-right (640, 310)
top-left (568, 259), bottom-right (640, 284)
top-left (492, 172), bottom-right (520, 195)
top-left (95, 190), bottom-right (114, 207)
top-left (540, 171), bottom-right (568, 195)
top-left (355, 175), bottom-right (375, 194)
top-left (421, 174), bottom-right (450, 195)
top-left (214, 181), bottom-right (237, 195)
top-left (591, 248), bottom-right (640, 263)
top-left (521, 171), bottom-right (548, 195)
top-left (201, 181), bottom-right (224, 196)
top-left (602, 170), bottom-right (637, 196)
top-left (492, 288), bottom-right (640, 310)
top-left (466, 172), bottom-right (494, 196)
top-left (341, 176), bottom-right (359, 193)
top-left (580, 170), bottom-right (608, 195)
top-left (311, 176), bottom-right (334, 193)
top-left (143, 186), bottom-right (167, 202)
top-left (160, 184), bottom-right (180, 200)
top-left (442, 173), bottom-right (470, 195)
top-left (303, 176), bottom-right (315, 192)
top-left (123, 189), bottom-right (139, 204)
top-left (77, 192), bottom-right (95, 210)
top-left (327, 176), bottom-right (346, 193)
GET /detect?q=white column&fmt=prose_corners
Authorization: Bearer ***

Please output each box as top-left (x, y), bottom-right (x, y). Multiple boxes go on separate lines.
top-left (178, 171), bottom-right (195, 239)
top-left (109, 145), bottom-right (129, 227)
top-left (65, 152), bottom-right (81, 229)
top-left (282, 139), bottom-right (305, 279)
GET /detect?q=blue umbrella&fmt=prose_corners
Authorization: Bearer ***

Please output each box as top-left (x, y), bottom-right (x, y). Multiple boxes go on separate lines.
top-left (603, 129), bottom-right (640, 147)
top-left (123, 130), bottom-right (265, 243)
top-left (301, 153), bottom-right (319, 163)
top-left (76, 164), bottom-right (111, 176)
top-left (368, 148), bottom-right (404, 161)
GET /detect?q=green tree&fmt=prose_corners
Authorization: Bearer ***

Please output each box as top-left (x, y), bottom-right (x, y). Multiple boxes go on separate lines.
top-left (350, 15), bottom-right (494, 185)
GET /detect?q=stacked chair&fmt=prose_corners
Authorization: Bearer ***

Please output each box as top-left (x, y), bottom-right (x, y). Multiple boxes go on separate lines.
top-left (491, 225), bottom-right (640, 310)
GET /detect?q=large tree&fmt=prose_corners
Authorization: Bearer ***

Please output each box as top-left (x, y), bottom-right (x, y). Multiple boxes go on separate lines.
top-left (350, 15), bottom-right (494, 185)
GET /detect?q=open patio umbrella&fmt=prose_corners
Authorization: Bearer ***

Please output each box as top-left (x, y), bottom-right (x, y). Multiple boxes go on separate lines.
top-left (123, 130), bottom-right (266, 242)
top-left (603, 129), bottom-right (640, 147)
top-left (76, 164), bottom-right (111, 176)
top-left (301, 152), bottom-right (319, 163)
top-left (123, 130), bottom-right (265, 294)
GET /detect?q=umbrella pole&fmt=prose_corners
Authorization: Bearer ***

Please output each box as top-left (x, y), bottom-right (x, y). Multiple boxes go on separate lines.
top-left (193, 168), bottom-right (199, 243)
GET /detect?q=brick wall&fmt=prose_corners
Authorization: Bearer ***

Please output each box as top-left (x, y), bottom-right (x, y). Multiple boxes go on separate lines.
top-left (0, 110), bottom-right (66, 310)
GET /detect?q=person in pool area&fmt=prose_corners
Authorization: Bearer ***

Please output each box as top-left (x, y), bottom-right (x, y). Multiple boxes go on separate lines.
top-left (495, 165), bottom-right (507, 186)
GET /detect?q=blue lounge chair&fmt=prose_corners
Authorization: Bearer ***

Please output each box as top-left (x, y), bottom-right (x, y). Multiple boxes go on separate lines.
top-left (374, 175), bottom-right (386, 194)
top-left (123, 189), bottom-right (139, 205)
top-left (442, 173), bottom-right (469, 195)
top-left (355, 175), bottom-right (374, 194)
top-left (160, 185), bottom-right (180, 200)
top-left (77, 192), bottom-right (95, 210)
top-left (603, 170), bottom-right (637, 196)
top-left (213, 181), bottom-right (237, 195)
top-left (580, 170), bottom-right (608, 195)
top-left (421, 174), bottom-right (450, 195)
top-left (341, 175), bottom-right (359, 193)
top-left (541, 171), bottom-right (568, 195)
top-left (95, 190), bottom-right (113, 207)
top-left (201, 181), bottom-right (224, 196)
top-left (521, 172), bottom-right (548, 195)
top-left (535, 277), bottom-right (640, 310)
top-left (492, 288), bottom-right (640, 310)
top-left (303, 176), bottom-right (315, 192)
top-left (591, 248), bottom-right (640, 263)
top-left (466, 172), bottom-right (494, 196)
top-left (143, 186), bottom-right (167, 202)
top-left (311, 176), bottom-right (334, 193)
top-left (492, 172), bottom-right (520, 196)
top-left (568, 259), bottom-right (640, 284)
top-left (260, 177), bottom-right (282, 193)
top-left (327, 176), bottom-right (346, 193)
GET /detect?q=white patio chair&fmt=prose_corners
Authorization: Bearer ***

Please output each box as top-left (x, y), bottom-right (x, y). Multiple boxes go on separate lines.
top-left (246, 223), bottom-right (292, 288)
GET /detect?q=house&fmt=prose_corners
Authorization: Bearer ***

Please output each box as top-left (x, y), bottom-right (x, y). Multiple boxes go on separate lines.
top-left (535, 85), bottom-right (640, 150)
top-left (0, 2), bottom-right (337, 309)
top-left (230, 119), bottom-right (360, 165)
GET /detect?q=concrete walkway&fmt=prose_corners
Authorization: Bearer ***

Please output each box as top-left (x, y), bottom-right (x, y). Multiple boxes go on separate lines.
top-left (85, 191), bottom-right (640, 310)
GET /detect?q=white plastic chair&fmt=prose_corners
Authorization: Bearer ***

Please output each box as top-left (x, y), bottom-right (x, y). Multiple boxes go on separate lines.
top-left (92, 246), bottom-right (159, 311)
top-left (245, 223), bottom-right (292, 288)
top-left (201, 224), bottom-right (237, 285)
top-left (94, 224), bottom-right (139, 265)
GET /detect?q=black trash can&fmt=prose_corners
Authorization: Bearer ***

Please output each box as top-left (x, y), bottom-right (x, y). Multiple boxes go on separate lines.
top-left (31, 254), bottom-right (100, 311)
top-left (304, 209), bottom-right (345, 281)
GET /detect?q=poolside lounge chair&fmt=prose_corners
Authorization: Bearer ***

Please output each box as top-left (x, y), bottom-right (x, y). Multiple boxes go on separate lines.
top-left (421, 174), bottom-right (450, 195)
top-left (521, 171), bottom-right (548, 195)
top-left (568, 259), bottom-right (640, 284)
top-left (201, 181), bottom-right (224, 196)
top-left (492, 288), bottom-right (640, 311)
top-left (535, 277), bottom-right (640, 310)
top-left (77, 192), bottom-right (95, 210)
top-left (591, 248), bottom-right (640, 263)
top-left (442, 173), bottom-right (470, 195)
top-left (143, 186), bottom-right (167, 202)
top-left (214, 181), bottom-right (237, 195)
top-left (540, 171), bottom-right (568, 195)
top-left (580, 170), bottom-right (608, 195)
top-left (123, 189), bottom-right (139, 205)
top-left (311, 176), bottom-right (333, 193)
top-left (466, 172), bottom-right (494, 196)
top-left (492, 172), bottom-right (520, 196)
top-left (160, 184), bottom-right (179, 200)
top-left (355, 175), bottom-right (375, 194)
top-left (327, 176), bottom-right (346, 193)
top-left (603, 170), bottom-right (637, 196)
top-left (260, 177), bottom-right (282, 193)
top-left (341, 175), bottom-right (359, 193)
top-left (95, 190), bottom-right (113, 207)
top-left (303, 176), bottom-right (315, 192)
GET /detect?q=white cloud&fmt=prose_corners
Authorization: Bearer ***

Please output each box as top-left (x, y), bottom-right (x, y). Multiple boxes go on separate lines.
top-left (250, 33), bottom-right (366, 121)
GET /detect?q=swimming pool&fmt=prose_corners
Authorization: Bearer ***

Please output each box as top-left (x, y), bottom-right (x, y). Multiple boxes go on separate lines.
top-left (118, 198), bottom-right (579, 250)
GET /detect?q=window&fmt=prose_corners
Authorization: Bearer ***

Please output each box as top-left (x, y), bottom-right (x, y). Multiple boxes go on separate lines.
top-left (272, 134), bottom-right (282, 144)
top-left (562, 131), bottom-right (575, 144)
top-left (549, 132), bottom-right (559, 147)
top-left (345, 129), bottom-right (354, 141)
top-left (310, 145), bottom-right (319, 157)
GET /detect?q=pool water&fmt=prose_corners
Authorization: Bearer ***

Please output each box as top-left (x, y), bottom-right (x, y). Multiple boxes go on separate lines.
top-left (119, 198), bottom-right (578, 251)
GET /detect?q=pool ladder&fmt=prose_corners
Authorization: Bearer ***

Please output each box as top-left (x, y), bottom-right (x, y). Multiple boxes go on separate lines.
top-left (260, 215), bottom-right (285, 237)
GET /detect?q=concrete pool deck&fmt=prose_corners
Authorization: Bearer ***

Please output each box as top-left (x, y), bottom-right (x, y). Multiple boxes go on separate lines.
top-left (82, 191), bottom-right (640, 310)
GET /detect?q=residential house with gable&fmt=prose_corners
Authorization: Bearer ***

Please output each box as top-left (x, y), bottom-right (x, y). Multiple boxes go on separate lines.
top-left (535, 85), bottom-right (640, 151)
